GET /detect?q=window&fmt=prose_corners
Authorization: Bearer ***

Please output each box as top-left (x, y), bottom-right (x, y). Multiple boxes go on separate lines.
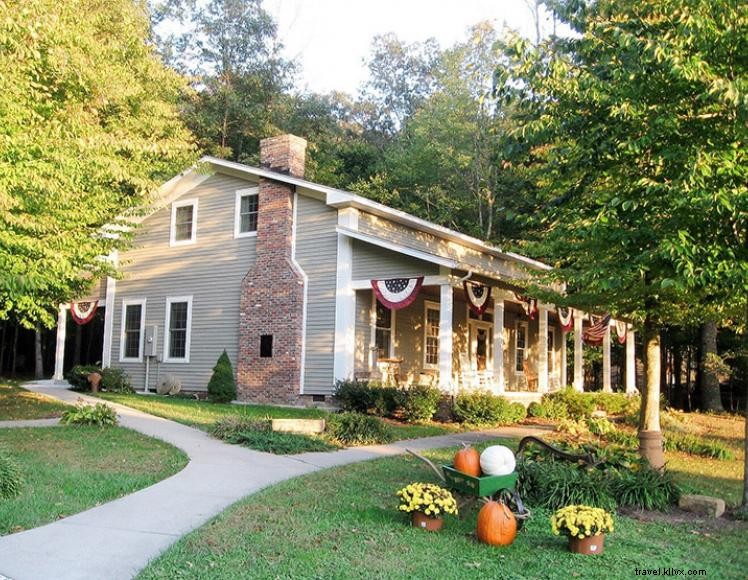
top-left (120, 299), bottom-right (145, 361)
top-left (260, 334), bottom-right (273, 357)
top-left (374, 302), bottom-right (393, 359)
top-left (515, 321), bottom-right (528, 373)
top-left (164, 296), bottom-right (192, 362)
top-left (170, 199), bottom-right (197, 246)
top-left (547, 328), bottom-right (555, 374)
top-left (235, 188), bottom-right (259, 237)
top-left (424, 302), bottom-right (440, 369)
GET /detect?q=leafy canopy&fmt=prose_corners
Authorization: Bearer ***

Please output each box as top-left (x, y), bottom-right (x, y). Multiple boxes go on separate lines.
top-left (498, 0), bottom-right (747, 327)
top-left (0, 0), bottom-right (195, 327)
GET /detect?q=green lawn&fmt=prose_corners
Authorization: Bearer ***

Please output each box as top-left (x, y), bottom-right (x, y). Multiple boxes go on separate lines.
top-left (95, 392), bottom-right (457, 442)
top-left (0, 381), bottom-right (70, 420)
top-left (0, 426), bottom-right (188, 535)
top-left (139, 439), bottom-right (747, 579)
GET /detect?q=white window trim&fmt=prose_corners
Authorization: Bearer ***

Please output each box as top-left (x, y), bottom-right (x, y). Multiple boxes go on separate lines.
top-left (170, 198), bottom-right (198, 247)
top-left (423, 300), bottom-right (440, 370)
top-left (234, 187), bottom-right (259, 239)
top-left (163, 295), bottom-right (193, 363)
top-left (119, 298), bottom-right (146, 362)
top-left (371, 296), bottom-right (396, 360)
top-left (548, 327), bottom-right (556, 375)
top-left (514, 320), bottom-right (528, 374)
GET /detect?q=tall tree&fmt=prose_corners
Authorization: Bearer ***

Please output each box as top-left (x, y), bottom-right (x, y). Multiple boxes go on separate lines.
top-left (499, 0), bottom-right (747, 467)
top-left (0, 0), bottom-right (194, 329)
top-left (152, 0), bottom-right (294, 162)
top-left (699, 321), bottom-right (725, 411)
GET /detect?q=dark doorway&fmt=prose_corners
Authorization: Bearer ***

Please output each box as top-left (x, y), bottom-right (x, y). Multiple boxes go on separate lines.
top-left (63, 307), bottom-right (106, 373)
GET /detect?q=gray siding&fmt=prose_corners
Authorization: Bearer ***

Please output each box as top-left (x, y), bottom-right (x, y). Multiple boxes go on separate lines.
top-left (111, 173), bottom-right (258, 391)
top-left (352, 240), bottom-right (439, 279)
top-left (295, 194), bottom-right (338, 395)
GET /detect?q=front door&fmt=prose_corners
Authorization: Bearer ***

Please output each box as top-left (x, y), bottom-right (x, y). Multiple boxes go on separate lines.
top-left (468, 320), bottom-right (493, 371)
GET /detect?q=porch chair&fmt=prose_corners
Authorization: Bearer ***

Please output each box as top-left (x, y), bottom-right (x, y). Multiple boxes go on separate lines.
top-left (523, 359), bottom-right (538, 392)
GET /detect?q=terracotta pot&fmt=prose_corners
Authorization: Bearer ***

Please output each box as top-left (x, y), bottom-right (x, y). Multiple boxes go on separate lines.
top-left (87, 372), bottom-right (102, 393)
top-left (568, 534), bottom-right (605, 555)
top-left (411, 512), bottom-right (444, 532)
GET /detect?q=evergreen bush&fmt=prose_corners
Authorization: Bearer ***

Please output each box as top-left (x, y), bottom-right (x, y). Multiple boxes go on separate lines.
top-left (101, 367), bottom-right (133, 393)
top-left (326, 412), bottom-right (394, 445)
top-left (207, 350), bottom-right (237, 403)
top-left (398, 384), bottom-right (441, 422)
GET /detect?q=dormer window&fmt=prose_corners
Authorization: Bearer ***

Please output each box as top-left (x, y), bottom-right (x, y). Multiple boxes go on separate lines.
top-left (235, 187), bottom-right (259, 238)
top-left (170, 198), bottom-right (197, 246)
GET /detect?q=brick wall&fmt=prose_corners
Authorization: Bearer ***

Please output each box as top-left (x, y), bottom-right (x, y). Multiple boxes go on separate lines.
top-left (237, 135), bottom-right (307, 404)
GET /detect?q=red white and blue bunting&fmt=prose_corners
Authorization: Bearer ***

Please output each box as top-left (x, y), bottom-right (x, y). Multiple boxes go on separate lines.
top-left (371, 277), bottom-right (424, 310)
top-left (557, 307), bottom-right (574, 333)
top-left (583, 314), bottom-right (611, 346)
top-left (464, 281), bottom-right (490, 315)
top-left (613, 320), bottom-right (628, 344)
top-left (70, 300), bottom-right (99, 325)
top-left (514, 293), bottom-right (538, 320)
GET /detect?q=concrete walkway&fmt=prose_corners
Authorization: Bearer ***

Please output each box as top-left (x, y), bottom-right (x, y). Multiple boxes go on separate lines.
top-left (0, 381), bottom-right (547, 580)
top-left (0, 418), bottom-right (60, 428)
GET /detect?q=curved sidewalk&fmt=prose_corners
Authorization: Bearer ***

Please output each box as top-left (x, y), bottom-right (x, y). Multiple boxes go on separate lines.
top-left (0, 381), bottom-right (546, 580)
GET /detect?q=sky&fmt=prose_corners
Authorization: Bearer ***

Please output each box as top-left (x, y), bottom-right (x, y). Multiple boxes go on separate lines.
top-left (264, 0), bottom-right (546, 96)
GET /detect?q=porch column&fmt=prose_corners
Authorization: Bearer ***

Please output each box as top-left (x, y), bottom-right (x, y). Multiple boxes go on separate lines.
top-left (625, 328), bottom-right (637, 393)
top-left (101, 276), bottom-right (116, 368)
top-left (538, 303), bottom-right (549, 393)
top-left (602, 323), bottom-right (612, 392)
top-left (53, 305), bottom-right (67, 381)
top-left (333, 208), bottom-right (357, 381)
top-left (438, 281), bottom-right (453, 392)
top-left (560, 328), bottom-right (568, 387)
top-left (492, 288), bottom-right (505, 393)
top-left (573, 311), bottom-right (584, 391)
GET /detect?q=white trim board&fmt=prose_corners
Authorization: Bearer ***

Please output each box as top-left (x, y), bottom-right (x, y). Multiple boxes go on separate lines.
top-left (234, 187), bottom-right (259, 239)
top-left (169, 198), bottom-right (198, 247)
top-left (163, 295), bottom-right (193, 363)
top-left (119, 298), bottom-right (146, 362)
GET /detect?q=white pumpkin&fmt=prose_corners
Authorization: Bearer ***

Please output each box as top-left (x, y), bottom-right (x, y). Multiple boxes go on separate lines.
top-left (480, 445), bottom-right (516, 476)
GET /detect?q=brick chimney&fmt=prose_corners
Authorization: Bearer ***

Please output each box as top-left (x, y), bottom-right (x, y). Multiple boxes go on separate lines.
top-left (237, 135), bottom-right (307, 404)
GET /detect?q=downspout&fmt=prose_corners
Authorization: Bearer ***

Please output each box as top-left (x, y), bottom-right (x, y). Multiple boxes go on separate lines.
top-left (290, 188), bottom-right (308, 394)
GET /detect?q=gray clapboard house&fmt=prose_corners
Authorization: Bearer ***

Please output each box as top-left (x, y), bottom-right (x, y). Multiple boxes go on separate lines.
top-left (52, 134), bottom-right (637, 404)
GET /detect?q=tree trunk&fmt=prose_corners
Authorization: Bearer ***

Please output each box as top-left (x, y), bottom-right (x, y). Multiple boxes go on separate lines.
top-left (73, 323), bottom-right (82, 366)
top-left (700, 320), bottom-right (724, 411)
top-left (11, 325), bottom-right (18, 376)
top-left (639, 318), bottom-right (664, 470)
top-left (34, 328), bottom-right (44, 379)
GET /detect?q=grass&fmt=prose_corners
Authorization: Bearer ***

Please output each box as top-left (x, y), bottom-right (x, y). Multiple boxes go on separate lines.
top-left (0, 426), bottom-right (188, 535)
top-left (139, 439), bottom-right (747, 580)
top-left (0, 381), bottom-right (70, 420)
top-left (95, 392), bottom-right (457, 443)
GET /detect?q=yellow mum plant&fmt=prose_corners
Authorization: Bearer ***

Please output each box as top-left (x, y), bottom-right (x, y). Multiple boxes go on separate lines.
top-left (396, 482), bottom-right (458, 517)
top-left (550, 505), bottom-right (614, 539)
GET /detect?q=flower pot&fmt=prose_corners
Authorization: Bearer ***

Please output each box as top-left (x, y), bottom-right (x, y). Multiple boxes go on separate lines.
top-left (411, 512), bottom-right (444, 532)
top-left (568, 534), bottom-right (605, 555)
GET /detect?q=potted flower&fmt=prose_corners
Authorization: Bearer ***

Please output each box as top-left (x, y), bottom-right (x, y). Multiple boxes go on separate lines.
top-left (550, 505), bottom-right (614, 555)
top-left (396, 482), bottom-right (458, 531)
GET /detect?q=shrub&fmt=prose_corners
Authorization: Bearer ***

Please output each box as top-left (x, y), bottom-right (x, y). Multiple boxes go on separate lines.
top-left (544, 387), bottom-right (595, 420)
top-left (230, 430), bottom-right (338, 454)
top-left (587, 416), bottom-right (615, 436)
top-left (370, 385), bottom-right (400, 417)
top-left (207, 350), bottom-right (237, 403)
top-left (508, 402), bottom-right (528, 423)
top-left (589, 392), bottom-right (634, 415)
top-left (101, 367), bottom-right (133, 393)
top-left (527, 401), bottom-right (543, 417)
top-left (398, 384), bottom-right (441, 422)
top-left (453, 390), bottom-right (508, 425)
top-left (326, 412), bottom-right (394, 445)
top-left (61, 402), bottom-right (118, 427)
top-left (333, 379), bottom-right (373, 413)
top-left (528, 398), bottom-right (568, 420)
top-left (209, 415), bottom-right (271, 441)
top-left (0, 448), bottom-right (22, 499)
top-left (517, 459), bottom-right (616, 511)
top-left (65, 365), bottom-right (101, 391)
top-left (611, 466), bottom-right (681, 511)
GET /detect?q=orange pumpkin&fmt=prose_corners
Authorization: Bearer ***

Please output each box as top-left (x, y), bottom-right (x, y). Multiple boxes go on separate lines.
top-left (476, 500), bottom-right (517, 546)
top-left (453, 444), bottom-right (481, 477)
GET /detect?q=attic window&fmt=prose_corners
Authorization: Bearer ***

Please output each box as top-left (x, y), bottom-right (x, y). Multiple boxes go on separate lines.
top-left (170, 199), bottom-right (198, 246)
top-left (260, 334), bottom-right (273, 358)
